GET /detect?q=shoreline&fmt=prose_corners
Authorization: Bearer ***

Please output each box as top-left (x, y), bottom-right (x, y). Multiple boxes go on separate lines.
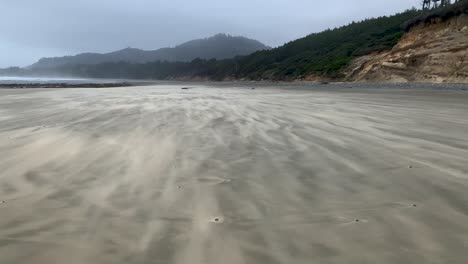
top-left (1, 80), bottom-right (467, 90)
top-left (0, 82), bottom-right (135, 89)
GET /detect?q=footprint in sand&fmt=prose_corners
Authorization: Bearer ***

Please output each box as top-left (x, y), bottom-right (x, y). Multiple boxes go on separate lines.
top-left (196, 176), bottom-right (232, 185)
top-left (351, 218), bottom-right (368, 224)
top-left (209, 216), bottom-right (225, 224)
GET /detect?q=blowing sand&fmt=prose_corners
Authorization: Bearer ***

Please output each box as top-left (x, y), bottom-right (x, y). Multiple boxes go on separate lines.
top-left (0, 84), bottom-right (467, 264)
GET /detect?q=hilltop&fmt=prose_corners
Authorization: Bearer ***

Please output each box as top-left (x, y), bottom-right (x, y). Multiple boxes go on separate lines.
top-left (29, 34), bottom-right (270, 69)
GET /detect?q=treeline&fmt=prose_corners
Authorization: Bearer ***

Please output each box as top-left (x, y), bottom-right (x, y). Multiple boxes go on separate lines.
top-left (229, 10), bottom-right (420, 80)
top-left (403, 0), bottom-right (468, 30)
top-left (3, 4), bottom-right (465, 81)
top-left (3, 59), bottom-right (239, 81)
top-left (47, 10), bottom-right (420, 80)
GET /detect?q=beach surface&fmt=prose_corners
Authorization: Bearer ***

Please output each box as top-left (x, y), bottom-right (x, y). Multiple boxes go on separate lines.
top-left (0, 84), bottom-right (468, 264)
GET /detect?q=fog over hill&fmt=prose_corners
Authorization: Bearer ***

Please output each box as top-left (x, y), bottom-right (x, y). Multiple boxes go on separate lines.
top-left (30, 34), bottom-right (270, 69)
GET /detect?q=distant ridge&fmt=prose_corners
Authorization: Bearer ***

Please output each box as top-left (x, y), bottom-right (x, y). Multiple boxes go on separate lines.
top-left (30, 34), bottom-right (270, 68)
top-left (8, 3), bottom-right (466, 83)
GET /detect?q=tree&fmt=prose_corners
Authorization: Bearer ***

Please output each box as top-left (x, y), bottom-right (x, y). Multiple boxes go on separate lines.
top-left (423, 0), bottom-right (458, 10)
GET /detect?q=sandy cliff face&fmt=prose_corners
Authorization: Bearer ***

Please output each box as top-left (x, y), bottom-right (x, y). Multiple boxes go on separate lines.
top-left (345, 14), bottom-right (468, 83)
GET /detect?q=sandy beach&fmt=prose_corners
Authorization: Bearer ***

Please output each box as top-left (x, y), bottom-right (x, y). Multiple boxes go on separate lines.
top-left (0, 84), bottom-right (467, 264)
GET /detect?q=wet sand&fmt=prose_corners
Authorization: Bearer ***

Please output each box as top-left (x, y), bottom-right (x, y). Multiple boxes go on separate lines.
top-left (0, 84), bottom-right (468, 264)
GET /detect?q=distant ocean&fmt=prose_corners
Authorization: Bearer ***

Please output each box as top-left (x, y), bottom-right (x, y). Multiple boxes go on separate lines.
top-left (0, 76), bottom-right (119, 84)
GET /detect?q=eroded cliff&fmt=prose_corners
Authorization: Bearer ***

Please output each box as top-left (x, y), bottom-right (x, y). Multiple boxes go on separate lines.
top-left (345, 14), bottom-right (468, 83)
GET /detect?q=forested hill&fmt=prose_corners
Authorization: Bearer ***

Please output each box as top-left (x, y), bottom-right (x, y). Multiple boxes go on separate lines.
top-left (29, 34), bottom-right (270, 69)
top-left (46, 9), bottom-right (421, 80)
top-left (4, 1), bottom-right (467, 81)
top-left (229, 10), bottom-right (421, 80)
top-left (233, 0), bottom-right (466, 80)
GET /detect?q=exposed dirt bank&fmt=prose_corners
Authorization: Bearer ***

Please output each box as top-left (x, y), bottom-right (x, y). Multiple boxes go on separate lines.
top-left (344, 14), bottom-right (468, 83)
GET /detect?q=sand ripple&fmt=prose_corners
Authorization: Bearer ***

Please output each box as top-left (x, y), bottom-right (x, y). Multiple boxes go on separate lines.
top-left (0, 85), bottom-right (468, 264)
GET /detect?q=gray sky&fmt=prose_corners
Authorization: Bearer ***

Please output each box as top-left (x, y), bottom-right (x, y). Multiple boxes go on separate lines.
top-left (0, 0), bottom-right (420, 67)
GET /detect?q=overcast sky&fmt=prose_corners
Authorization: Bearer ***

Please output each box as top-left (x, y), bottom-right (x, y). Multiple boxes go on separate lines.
top-left (0, 0), bottom-right (420, 67)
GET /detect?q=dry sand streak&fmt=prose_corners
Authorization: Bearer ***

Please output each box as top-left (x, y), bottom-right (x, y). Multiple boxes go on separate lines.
top-left (0, 85), bottom-right (467, 264)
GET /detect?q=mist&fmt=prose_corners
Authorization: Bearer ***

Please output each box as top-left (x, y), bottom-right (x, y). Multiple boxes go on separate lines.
top-left (0, 0), bottom-right (420, 68)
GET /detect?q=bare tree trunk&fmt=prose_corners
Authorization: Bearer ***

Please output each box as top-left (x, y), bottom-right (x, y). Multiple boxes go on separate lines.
top-left (422, 0), bottom-right (457, 10)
